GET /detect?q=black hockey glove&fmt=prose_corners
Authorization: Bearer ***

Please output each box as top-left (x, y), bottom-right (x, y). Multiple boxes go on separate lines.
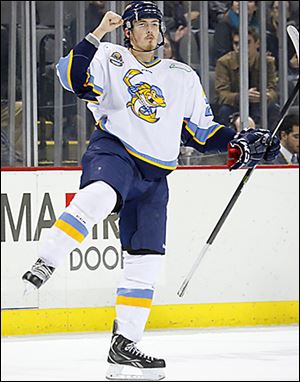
top-left (263, 135), bottom-right (281, 162)
top-left (228, 129), bottom-right (278, 170)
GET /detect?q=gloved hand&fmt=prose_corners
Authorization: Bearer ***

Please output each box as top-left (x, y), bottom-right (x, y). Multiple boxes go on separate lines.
top-left (264, 135), bottom-right (281, 162)
top-left (228, 129), bottom-right (279, 170)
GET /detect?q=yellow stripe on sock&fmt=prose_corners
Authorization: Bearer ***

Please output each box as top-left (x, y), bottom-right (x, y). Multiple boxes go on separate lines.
top-left (116, 296), bottom-right (153, 309)
top-left (55, 220), bottom-right (85, 243)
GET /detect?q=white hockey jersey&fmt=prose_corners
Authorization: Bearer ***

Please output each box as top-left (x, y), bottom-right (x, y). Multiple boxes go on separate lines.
top-left (57, 40), bottom-right (224, 171)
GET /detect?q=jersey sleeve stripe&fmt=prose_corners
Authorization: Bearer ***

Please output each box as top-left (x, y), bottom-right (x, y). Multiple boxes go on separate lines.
top-left (184, 118), bottom-right (225, 145)
top-left (84, 71), bottom-right (104, 96)
top-left (56, 50), bottom-right (74, 92)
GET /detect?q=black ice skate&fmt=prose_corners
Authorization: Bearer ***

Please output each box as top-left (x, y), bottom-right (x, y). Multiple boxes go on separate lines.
top-left (22, 258), bottom-right (55, 294)
top-left (106, 321), bottom-right (166, 381)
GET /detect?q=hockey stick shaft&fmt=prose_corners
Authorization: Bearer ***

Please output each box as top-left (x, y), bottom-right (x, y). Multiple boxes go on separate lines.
top-left (178, 79), bottom-right (299, 298)
top-left (178, 28), bottom-right (299, 298)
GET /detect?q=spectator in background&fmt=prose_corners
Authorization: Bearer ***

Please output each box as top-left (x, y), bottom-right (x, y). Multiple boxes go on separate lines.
top-left (228, 112), bottom-right (256, 132)
top-left (271, 114), bottom-right (299, 165)
top-left (69, 1), bottom-right (107, 46)
top-left (63, 2), bottom-right (108, 144)
top-left (164, 1), bottom-right (200, 62)
top-left (215, 28), bottom-right (280, 130)
top-left (163, 33), bottom-right (177, 60)
top-left (164, 1), bottom-right (200, 32)
top-left (214, 1), bottom-right (259, 60)
top-left (208, 1), bottom-right (230, 29)
top-left (1, 24), bottom-right (23, 167)
top-left (266, 1), bottom-right (299, 74)
top-left (164, 1), bottom-right (187, 32)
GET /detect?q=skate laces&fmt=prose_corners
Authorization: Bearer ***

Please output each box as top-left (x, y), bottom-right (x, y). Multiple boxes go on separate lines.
top-left (124, 342), bottom-right (155, 361)
top-left (31, 260), bottom-right (53, 280)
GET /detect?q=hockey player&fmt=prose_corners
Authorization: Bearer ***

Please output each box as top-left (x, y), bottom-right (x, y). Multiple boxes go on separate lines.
top-left (22, 2), bottom-right (280, 380)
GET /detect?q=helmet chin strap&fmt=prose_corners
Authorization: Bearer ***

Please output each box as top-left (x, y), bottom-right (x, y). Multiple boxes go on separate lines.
top-left (129, 41), bottom-right (164, 53)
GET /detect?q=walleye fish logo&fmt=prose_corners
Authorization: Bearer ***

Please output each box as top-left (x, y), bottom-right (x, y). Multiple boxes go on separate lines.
top-left (123, 69), bottom-right (166, 124)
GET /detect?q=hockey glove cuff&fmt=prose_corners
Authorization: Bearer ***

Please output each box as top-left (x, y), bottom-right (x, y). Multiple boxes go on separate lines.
top-left (263, 135), bottom-right (281, 162)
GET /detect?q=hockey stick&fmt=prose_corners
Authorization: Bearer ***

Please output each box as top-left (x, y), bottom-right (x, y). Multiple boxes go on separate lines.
top-left (287, 25), bottom-right (299, 66)
top-left (177, 26), bottom-right (299, 298)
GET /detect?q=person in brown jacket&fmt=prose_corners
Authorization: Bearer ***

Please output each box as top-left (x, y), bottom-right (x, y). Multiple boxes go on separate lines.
top-left (215, 27), bottom-right (280, 130)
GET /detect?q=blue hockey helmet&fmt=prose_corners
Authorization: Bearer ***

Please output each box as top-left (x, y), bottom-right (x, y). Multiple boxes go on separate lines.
top-left (122, 1), bottom-right (166, 49)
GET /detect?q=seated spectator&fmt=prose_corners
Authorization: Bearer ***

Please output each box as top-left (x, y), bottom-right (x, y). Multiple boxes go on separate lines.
top-left (215, 28), bottom-right (280, 130)
top-left (209, 1), bottom-right (230, 29)
top-left (266, 1), bottom-right (299, 81)
top-left (270, 113), bottom-right (299, 165)
top-left (164, 1), bottom-right (200, 32)
top-left (164, 1), bottom-right (187, 33)
top-left (164, 1), bottom-right (200, 62)
top-left (214, 1), bottom-right (259, 60)
top-left (228, 112), bottom-right (256, 132)
top-left (163, 33), bottom-right (177, 60)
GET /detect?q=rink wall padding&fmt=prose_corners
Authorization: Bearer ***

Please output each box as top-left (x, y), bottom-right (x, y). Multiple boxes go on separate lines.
top-left (1, 301), bottom-right (299, 336)
top-left (1, 167), bottom-right (299, 336)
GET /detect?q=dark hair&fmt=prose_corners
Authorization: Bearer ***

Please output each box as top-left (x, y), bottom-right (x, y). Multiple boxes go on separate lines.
top-left (228, 112), bottom-right (241, 132)
top-left (248, 26), bottom-right (260, 42)
top-left (271, 1), bottom-right (292, 11)
top-left (231, 26), bottom-right (260, 47)
top-left (164, 32), bottom-right (176, 56)
top-left (231, 29), bottom-right (239, 38)
top-left (122, 1), bottom-right (165, 48)
top-left (231, 1), bottom-right (259, 6)
top-left (279, 114), bottom-right (299, 138)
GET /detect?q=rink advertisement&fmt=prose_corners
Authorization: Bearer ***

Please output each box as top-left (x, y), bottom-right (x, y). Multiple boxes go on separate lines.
top-left (1, 170), bottom-right (124, 312)
top-left (1, 167), bottom-right (299, 335)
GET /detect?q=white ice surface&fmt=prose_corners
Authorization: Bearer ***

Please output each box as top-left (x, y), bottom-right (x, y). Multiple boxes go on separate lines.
top-left (1, 325), bottom-right (299, 381)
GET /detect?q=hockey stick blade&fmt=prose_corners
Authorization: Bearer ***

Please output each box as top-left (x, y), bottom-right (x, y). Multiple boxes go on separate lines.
top-left (177, 26), bottom-right (299, 298)
top-left (287, 25), bottom-right (299, 63)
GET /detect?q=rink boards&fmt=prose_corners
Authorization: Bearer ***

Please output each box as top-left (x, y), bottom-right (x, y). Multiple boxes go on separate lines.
top-left (1, 166), bottom-right (299, 335)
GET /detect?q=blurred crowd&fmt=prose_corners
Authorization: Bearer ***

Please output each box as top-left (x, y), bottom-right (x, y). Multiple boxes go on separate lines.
top-left (1, 1), bottom-right (299, 167)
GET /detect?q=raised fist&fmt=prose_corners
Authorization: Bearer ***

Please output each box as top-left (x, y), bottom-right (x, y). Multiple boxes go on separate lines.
top-left (98, 11), bottom-right (124, 33)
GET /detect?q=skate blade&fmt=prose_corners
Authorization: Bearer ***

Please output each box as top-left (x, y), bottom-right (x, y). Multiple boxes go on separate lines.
top-left (106, 364), bottom-right (165, 381)
top-left (23, 280), bottom-right (38, 296)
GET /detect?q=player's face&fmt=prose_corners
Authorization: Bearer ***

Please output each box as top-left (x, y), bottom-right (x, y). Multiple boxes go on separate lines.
top-left (131, 18), bottom-right (160, 51)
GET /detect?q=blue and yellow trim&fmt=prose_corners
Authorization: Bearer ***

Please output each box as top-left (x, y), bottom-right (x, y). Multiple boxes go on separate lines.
top-left (1, 301), bottom-right (298, 336)
top-left (96, 118), bottom-right (178, 170)
top-left (83, 71), bottom-right (104, 96)
top-left (56, 50), bottom-right (74, 92)
top-left (54, 213), bottom-right (88, 243)
top-left (116, 288), bottom-right (154, 309)
top-left (184, 119), bottom-right (225, 146)
top-left (125, 147), bottom-right (178, 170)
top-left (56, 52), bottom-right (103, 104)
top-left (136, 57), bottom-right (161, 68)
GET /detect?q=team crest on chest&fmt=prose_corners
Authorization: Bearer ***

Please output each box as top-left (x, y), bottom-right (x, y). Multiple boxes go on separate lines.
top-left (123, 69), bottom-right (166, 124)
top-left (110, 52), bottom-right (124, 67)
